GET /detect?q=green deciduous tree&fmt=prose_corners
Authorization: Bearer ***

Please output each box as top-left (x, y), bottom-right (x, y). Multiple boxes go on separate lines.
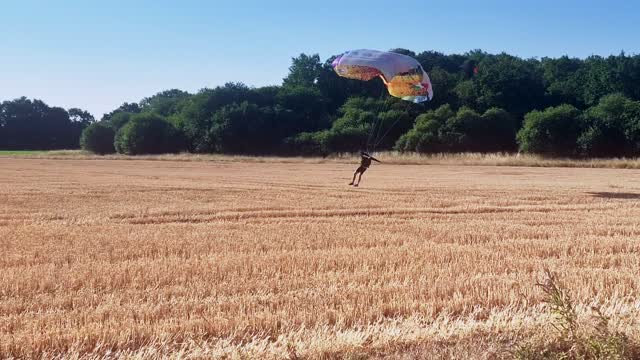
top-left (0, 97), bottom-right (90, 150)
top-left (101, 102), bottom-right (141, 123)
top-left (80, 122), bottom-right (116, 154)
top-left (396, 105), bottom-right (516, 153)
top-left (207, 102), bottom-right (281, 154)
top-left (114, 113), bottom-right (185, 155)
top-left (140, 89), bottom-right (191, 117)
top-left (283, 54), bottom-right (323, 88)
top-left (474, 54), bottom-right (546, 117)
top-left (396, 104), bottom-right (454, 153)
top-left (517, 104), bottom-right (583, 156)
top-left (579, 94), bottom-right (640, 157)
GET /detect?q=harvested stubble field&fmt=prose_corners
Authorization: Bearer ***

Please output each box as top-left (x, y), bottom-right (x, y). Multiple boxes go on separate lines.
top-left (1, 157), bottom-right (639, 359)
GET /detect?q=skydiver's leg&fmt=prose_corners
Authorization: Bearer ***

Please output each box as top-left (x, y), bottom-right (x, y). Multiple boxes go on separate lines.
top-left (354, 167), bottom-right (366, 187)
top-left (350, 166), bottom-right (365, 185)
top-left (349, 169), bottom-right (359, 185)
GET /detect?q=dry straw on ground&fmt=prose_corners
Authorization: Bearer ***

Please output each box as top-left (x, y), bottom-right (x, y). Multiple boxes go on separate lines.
top-left (1, 157), bottom-right (639, 358)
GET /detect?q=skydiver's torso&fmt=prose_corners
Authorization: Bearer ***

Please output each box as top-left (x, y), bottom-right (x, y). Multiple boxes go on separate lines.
top-left (360, 156), bottom-right (372, 168)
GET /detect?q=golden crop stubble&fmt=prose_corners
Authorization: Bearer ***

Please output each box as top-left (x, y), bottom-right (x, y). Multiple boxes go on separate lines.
top-left (0, 158), bottom-right (639, 358)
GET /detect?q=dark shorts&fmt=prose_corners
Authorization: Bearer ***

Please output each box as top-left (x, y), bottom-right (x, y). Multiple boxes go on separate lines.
top-left (357, 166), bottom-right (368, 173)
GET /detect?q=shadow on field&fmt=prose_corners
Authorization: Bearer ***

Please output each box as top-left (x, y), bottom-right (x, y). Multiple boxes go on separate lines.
top-left (587, 191), bottom-right (640, 199)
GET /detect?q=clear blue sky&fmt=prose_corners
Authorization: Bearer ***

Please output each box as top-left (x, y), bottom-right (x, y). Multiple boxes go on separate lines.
top-left (1, 0), bottom-right (638, 118)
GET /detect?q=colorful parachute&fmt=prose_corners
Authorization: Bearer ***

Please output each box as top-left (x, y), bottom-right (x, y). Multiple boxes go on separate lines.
top-left (332, 49), bottom-right (433, 103)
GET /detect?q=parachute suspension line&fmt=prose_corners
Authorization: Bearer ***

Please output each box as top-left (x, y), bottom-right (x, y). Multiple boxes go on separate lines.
top-left (370, 103), bottom-right (386, 153)
top-left (374, 101), bottom-right (427, 150)
top-left (379, 100), bottom-right (428, 149)
top-left (373, 116), bottom-right (402, 150)
top-left (365, 94), bottom-right (386, 154)
top-left (365, 112), bottom-right (380, 154)
top-left (370, 95), bottom-right (400, 154)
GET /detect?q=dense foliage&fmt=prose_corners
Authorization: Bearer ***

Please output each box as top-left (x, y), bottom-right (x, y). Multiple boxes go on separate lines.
top-left (396, 105), bottom-right (518, 153)
top-left (2, 50), bottom-right (640, 157)
top-left (0, 97), bottom-right (93, 150)
top-left (80, 123), bottom-right (116, 154)
top-left (114, 113), bottom-right (185, 155)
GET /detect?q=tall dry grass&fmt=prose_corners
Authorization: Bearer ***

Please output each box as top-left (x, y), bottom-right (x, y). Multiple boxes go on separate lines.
top-left (7, 150), bottom-right (640, 169)
top-left (1, 158), bottom-right (639, 358)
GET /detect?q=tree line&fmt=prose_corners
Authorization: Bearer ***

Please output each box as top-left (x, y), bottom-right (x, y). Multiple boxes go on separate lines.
top-left (2, 49), bottom-right (640, 157)
top-left (0, 97), bottom-right (94, 150)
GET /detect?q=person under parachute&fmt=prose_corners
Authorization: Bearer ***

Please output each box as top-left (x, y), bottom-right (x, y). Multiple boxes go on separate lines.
top-left (349, 152), bottom-right (380, 187)
top-left (332, 49), bottom-right (433, 187)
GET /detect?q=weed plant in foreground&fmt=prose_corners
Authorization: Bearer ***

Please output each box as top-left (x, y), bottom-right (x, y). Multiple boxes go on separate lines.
top-left (516, 269), bottom-right (640, 360)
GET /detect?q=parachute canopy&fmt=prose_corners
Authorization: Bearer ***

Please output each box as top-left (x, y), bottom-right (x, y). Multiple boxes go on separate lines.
top-left (332, 49), bottom-right (433, 103)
